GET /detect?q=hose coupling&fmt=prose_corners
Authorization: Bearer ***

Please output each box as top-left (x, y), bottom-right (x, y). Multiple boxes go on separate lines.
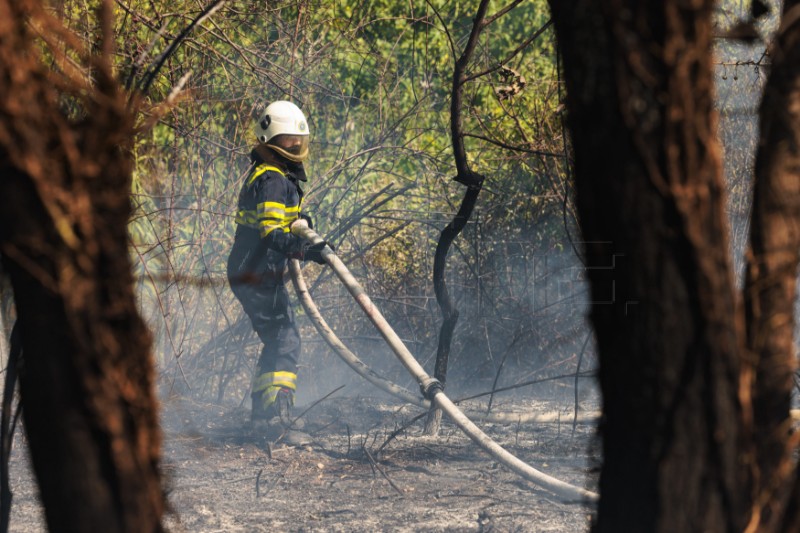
top-left (420, 378), bottom-right (444, 401)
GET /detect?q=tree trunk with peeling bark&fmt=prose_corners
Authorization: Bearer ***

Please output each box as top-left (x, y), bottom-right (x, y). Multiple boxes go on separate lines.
top-left (0, 1), bottom-right (164, 531)
top-left (742, 1), bottom-right (800, 529)
top-left (549, 1), bottom-right (747, 531)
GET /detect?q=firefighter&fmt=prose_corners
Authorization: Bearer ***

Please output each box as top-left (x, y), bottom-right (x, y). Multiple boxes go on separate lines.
top-left (227, 100), bottom-right (330, 439)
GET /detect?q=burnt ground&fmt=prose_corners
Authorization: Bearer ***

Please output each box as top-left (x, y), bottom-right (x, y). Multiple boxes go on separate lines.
top-left (7, 395), bottom-right (598, 532)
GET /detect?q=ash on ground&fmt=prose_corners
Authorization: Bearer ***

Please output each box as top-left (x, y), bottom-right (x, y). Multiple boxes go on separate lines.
top-left (7, 395), bottom-right (599, 532)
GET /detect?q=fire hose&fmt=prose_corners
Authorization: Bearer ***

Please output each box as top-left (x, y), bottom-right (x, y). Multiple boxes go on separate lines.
top-left (290, 225), bottom-right (598, 503)
top-left (288, 259), bottom-right (599, 425)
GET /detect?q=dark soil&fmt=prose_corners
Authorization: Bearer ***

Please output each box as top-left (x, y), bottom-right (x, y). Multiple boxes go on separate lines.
top-left (7, 395), bottom-right (598, 532)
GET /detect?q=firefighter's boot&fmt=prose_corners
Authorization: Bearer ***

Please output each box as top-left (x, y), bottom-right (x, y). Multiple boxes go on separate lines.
top-left (252, 387), bottom-right (310, 445)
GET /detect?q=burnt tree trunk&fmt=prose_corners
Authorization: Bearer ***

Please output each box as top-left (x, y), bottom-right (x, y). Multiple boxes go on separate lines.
top-left (424, 0), bottom-right (488, 436)
top-left (0, 1), bottom-right (164, 531)
top-left (549, 1), bottom-right (746, 531)
top-left (743, 1), bottom-right (800, 530)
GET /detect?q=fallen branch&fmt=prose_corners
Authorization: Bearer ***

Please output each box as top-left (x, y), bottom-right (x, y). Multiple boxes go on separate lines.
top-left (363, 446), bottom-right (405, 497)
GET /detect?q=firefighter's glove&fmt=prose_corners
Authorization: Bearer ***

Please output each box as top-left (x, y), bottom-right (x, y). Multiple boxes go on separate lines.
top-left (304, 241), bottom-right (333, 265)
top-left (299, 213), bottom-right (314, 230)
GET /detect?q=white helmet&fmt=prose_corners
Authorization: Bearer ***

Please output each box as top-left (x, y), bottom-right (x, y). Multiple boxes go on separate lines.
top-left (254, 100), bottom-right (310, 162)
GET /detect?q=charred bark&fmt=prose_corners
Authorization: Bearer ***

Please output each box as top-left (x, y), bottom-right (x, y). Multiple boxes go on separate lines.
top-left (549, 1), bottom-right (746, 531)
top-left (743, 1), bottom-right (800, 529)
top-left (424, 183), bottom-right (483, 434)
top-left (424, 0), bottom-right (489, 435)
top-left (0, 1), bottom-right (164, 531)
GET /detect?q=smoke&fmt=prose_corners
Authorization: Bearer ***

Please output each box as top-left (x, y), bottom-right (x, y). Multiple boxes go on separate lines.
top-left (714, 5), bottom-right (776, 286)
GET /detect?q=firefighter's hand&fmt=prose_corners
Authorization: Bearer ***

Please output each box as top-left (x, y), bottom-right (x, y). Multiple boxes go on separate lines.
top-left (299, 213), bottom-right (314, 230)
top-left (304, 241), bottom-right (333, 265)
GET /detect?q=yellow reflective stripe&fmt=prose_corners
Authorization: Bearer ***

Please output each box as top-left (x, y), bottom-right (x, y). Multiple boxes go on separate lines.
top-left (253, 371), bottom-right (297, 385)
top-left (260, 224), bottom-right (282, 238)
top-left (258, 389), bottom-right (280, 410)
top-left (284, 206), bottom-right (299, 225)
top-left (259, 220), bottom-right (285, 229)
top-left (253, 372), bottom-right (297, 392)
top-left (259, 223), bottom-right (291, 237)
top-left (248, 164), bottom-right (285, 185)
top-left (271, 371), bottom-right (297, 385)
top-left (253, 371), bottom-right (297, 409)
top-left (259, 204), bottom-right (292, 237)
top-left (253, 204), bottom-right (301, 236)
top-left (261, 211), bottom-right (286, 221)
top-left (258, 202), bottom-right (287, 221)
top-left (253, 374), bottom-right (274, 393)
top-left (236, 209), bottom-right (260, 227)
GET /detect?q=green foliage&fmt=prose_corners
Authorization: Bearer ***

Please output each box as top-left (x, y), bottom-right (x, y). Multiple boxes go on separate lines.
top-left (55, 0), bottom-right (582, 402)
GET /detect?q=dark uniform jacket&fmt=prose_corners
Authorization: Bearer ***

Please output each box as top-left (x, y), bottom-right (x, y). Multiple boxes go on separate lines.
top-left (227, 153), bottom-right (306, 292)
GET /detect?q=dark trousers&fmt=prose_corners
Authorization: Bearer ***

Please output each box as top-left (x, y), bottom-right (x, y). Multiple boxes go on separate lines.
top-left (230, 281), bottom-right (301, 410)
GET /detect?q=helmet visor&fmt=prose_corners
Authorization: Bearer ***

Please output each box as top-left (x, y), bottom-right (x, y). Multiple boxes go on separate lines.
top-left (267, 134), bottom-right (309, 162)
